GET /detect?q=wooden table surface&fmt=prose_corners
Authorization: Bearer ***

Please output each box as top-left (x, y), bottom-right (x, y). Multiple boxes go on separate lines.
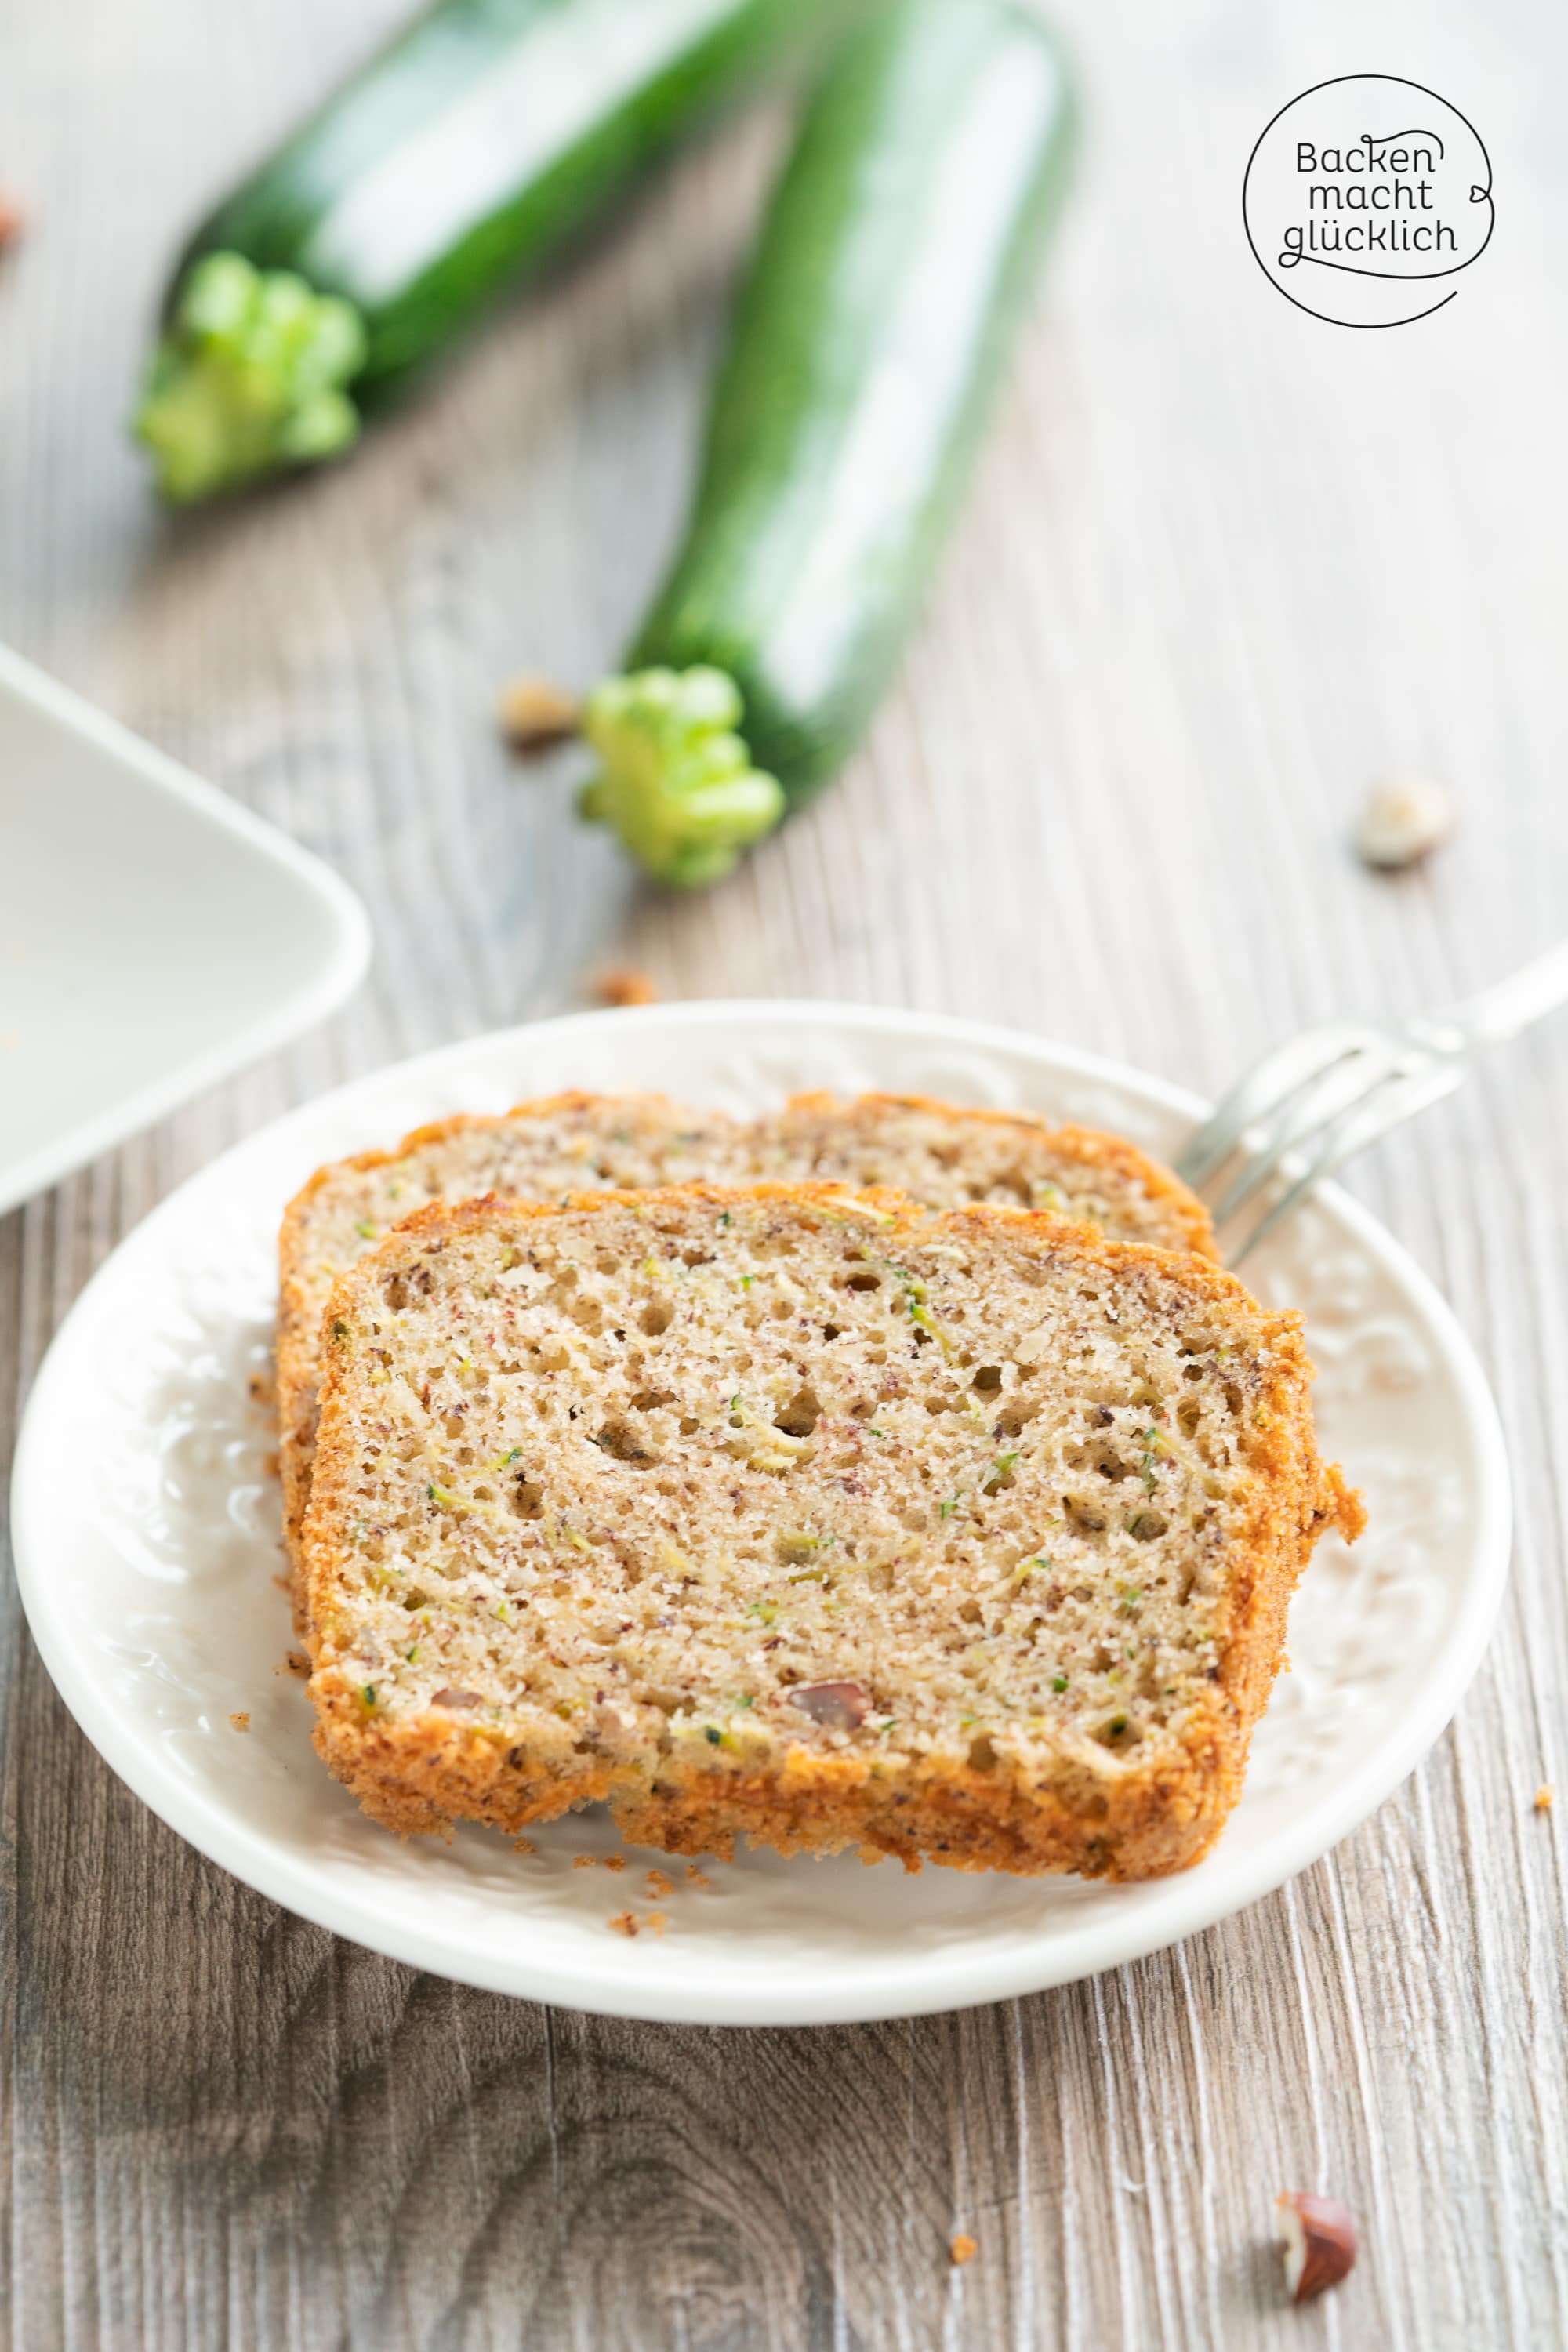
top-left (4, 0), bottom-right (1566, 2343)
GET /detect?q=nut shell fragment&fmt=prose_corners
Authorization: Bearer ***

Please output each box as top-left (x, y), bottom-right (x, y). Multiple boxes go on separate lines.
top-left (498, 675), bottom-right (581, 751)
top-left (1356, 777), bottom-right (1455, 869)
top-left (1276, 2190), bottom-right (1357, 2301)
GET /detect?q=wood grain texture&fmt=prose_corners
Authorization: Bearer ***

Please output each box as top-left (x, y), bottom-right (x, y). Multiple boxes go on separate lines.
top-left (2, 0), bottom-right (1566, 2343)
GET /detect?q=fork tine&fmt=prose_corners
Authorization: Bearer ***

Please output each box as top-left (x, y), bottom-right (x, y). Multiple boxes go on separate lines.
top-left (1208, 1037), bottom-right (1405, 1227)
top-left (1229, 1060), bottom-right (1465, 1265)
top-left (1176, 1025), bottom-right (1371, 1187)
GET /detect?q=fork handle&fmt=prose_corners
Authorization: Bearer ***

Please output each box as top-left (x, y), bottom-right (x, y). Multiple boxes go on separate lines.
top-left (1433, 940), bottom-right (1568, 1047)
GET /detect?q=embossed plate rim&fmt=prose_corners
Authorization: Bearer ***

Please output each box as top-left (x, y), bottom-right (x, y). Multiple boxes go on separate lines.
top-left (12, 1001), bottom-right (1512, 2024)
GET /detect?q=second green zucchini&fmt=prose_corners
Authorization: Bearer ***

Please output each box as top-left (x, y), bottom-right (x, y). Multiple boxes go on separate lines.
top-left (579, 0), bottom-right (1076, 886)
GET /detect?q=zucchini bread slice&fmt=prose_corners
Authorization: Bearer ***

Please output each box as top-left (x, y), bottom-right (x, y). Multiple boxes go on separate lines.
top-left (303, 1185), bottom-right (1358, 1879)
top-left (278, 1091), bottom-right (1216, 1592)
top-left (756, 1092), bottom-right (1217, 1258)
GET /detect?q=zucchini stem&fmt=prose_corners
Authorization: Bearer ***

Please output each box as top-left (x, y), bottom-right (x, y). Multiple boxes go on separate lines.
top-left (578, 666), bottom-right (785, 887)
top-left (134, 252), bottom-right (368, 503)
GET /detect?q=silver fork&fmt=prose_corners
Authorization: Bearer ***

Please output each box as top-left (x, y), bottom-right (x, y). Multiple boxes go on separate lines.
top-left (1176, 941), bottom-right (1568, 1264)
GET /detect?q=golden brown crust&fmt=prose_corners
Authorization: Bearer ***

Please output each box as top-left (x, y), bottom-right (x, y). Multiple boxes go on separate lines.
top-left (303, 1185), bottom-right (1359, 1881)
top-left (308, 1682), bottom-right (1246, 1878)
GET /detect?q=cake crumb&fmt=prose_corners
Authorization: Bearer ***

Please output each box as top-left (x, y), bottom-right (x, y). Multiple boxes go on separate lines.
top-left (646, 1911), bottom-right (668, 1936)
top-left (277, 1650), bottom-right (311, 1679)
top-left (229, 1711), bottom-right (251, 1733)
top-left (1536, 1784), bottom-right (1555, 1812)
top-left (595, 967), bottom-right (657, 1008)
top-left (572, 1853), bottom-right (597, 1869)
top-left (0, 196), bottom-right (24, 256)
top-left (684, 1864), bottom-right (710, 1886)
top-left (645, 1868), bottom-right (673, 1899)
top-left (609, 1911), bottom-right (639, 1938)
top-left (950, 2234), bottom-right (978, 2267)
top-left (603, 1854), bottom-right (626, 1872)
top-left (511, 1836), bottom-right (537, 1856)
top-left (497, 674), bottom-right (580, 751)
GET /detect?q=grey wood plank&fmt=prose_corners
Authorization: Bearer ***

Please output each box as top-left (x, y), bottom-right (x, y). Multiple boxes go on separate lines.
top-left (3, 0), bottom-right (1567, 2344)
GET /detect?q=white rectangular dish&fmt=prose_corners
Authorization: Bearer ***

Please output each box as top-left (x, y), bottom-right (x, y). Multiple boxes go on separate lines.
top-left (0, 644), bottom-right (370, 1214)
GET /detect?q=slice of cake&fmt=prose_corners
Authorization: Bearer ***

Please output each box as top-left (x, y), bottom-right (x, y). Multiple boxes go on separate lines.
top-left (754, 1092), bottom-right (1218, 1257)
top-left (302, 1185), bottom-right (1359, 1879)
top-left (278, 1091), bottom-right (1216, 1598)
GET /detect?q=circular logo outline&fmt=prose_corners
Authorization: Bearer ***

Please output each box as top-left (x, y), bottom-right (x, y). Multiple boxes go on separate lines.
top-left (1243, 73), bottom-right (1494, 329)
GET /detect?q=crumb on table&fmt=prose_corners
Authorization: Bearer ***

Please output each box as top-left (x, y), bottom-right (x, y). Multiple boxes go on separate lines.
top-left (572, 1853), bottom-right (597, 1870)
top-left (950, 2233), bottom-right (978, 2267)
top-left (595, 967), bottom-right (657, 1008)
top-left (1536, 1784), bottom-right (1555, 1812)
top-left (646, 1911), bottom-right (667, 1936)
top-left (512, 1836), bottom-right (536, 1857)
top-left (603, 1854), bottom-right (626, 1872)
top-left (0, 196), bottom-right (24, 255)
top-left (685, 1864), bottom-right (710, 1887)
top-left (609, 1911), bottom-right (639, 1938)
top-left (645, 1868), bottom-right (673, 1899)
top-left (229, 1711), bottom-right (251, 1733)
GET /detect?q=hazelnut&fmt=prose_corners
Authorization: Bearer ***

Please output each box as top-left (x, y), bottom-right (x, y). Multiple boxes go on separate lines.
top-left (1355, 776), bottom-right (1455, 869)
top-left (497, 674), bottom-right (580, 751)
top-left (1276, 2190), bottom-right (1357, 2301)
top-left (793, 1680), bottom-right (869, 1730)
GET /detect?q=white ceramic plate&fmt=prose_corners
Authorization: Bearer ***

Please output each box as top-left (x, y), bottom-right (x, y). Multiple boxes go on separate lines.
top-left (11, 1002), bottom-right (1511, 2025)
top-left (0, 644), bottom-right (371, 1214)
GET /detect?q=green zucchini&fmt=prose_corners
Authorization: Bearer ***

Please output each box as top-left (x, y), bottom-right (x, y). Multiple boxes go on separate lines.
top-left (135, 0), bottom-right (843, 503)
top-left (579, 0), bottom-right (1076, 887)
